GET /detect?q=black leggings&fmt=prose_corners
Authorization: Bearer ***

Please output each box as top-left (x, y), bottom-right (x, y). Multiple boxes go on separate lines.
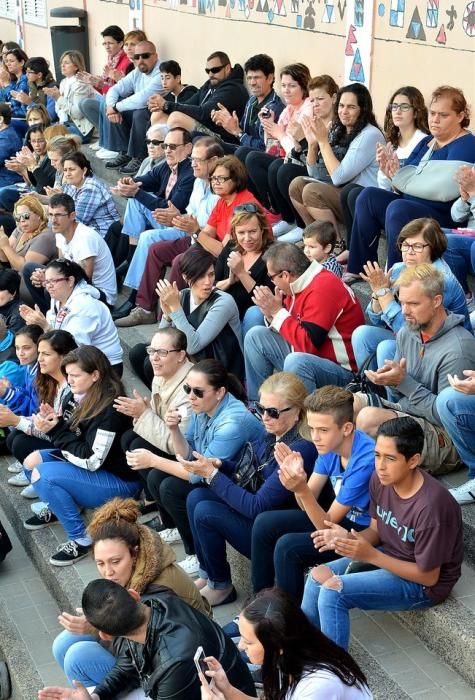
top-left (129, 343), bottom-right (153, 389)
top-left (146, 470), bottom-right (199, 555)
top-left (245, 152), bottom-right (305, 223)
top-left (6, 430), bottom-right (54, 464)
top-left (340, 183), bottom-right (364, 246)
top-left (121, 429), bottom-right (174, 500)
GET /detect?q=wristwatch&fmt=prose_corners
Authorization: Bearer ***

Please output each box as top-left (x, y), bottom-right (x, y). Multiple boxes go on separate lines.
top-left (192, 229), bottom-right (200, 241)
top-left (373, 287), bottom-right (392, 298)
top-left (162, 100), bottom-right (170, 114)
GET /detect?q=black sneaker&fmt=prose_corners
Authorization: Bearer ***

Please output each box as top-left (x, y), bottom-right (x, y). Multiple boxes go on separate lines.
top-left (49, 540), bottom-right (91, 567)
top-left (119, 157), bottom-right (143, 175)
top-left (24, 508), bottom-right (58, 530)
top-left (105, 154), bottom-right (130, 169)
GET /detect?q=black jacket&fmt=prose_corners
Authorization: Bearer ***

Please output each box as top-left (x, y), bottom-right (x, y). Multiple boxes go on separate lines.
top-left (28, 155), bottom-right (56, 195)
top-left (47, 402), bottom-right (135, 481)
top-left (134, 157), bottom-right (195, 212)
top-left (162, 65), bottom-right (249, 142)
top-left (94, 591), bottom-right (256, 700)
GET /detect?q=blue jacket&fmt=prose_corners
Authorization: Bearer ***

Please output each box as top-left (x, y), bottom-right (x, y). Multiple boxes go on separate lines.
top-left (209, 432), bottom-right (317, 520)
top-left (134, 157), bottom-right (195, 213)
top-left (0, 74), bottom-right (29, 117)
top-left (184, 392), bottom-right (265, 467)
top-left (367, 258), bottom-right (472, 333)
top-left (0, 125), bottom-right (23, 187)
top-left (2, 361), bottom-right (39, 416)
top-left (237, 90), bottom-right (285, 151)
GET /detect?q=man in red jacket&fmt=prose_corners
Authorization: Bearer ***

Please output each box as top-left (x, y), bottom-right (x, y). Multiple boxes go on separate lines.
top-left (244, 242), bottom-right (364, 400)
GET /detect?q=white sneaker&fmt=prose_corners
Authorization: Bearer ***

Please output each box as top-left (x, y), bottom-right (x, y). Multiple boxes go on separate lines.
top-left (449, 478), bottom-right (475, 505)
top-left (159, 528), bottom-right (182, 544)
top-left (7, 461), bottom-right (22, 473)
top-left (177, 554), bottom-right (200, 576)
top-left (278, 226), bottom-right (304, 243)
top-left (272, 220), bottom-right (297, 237)
top-left (90, 141), bottom-right (101, 151)
top-left (7, 471), bottom-right (29, 487)
top-left (96, 148), bottom-right (119, 160)
top-left (21, 484), bottom-right (37, 499)
top-left (31, 501), bottom-right (49, 515)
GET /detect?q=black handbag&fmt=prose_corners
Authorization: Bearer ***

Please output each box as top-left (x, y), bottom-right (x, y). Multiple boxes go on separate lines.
top-left (232, 441), bottom-right (265, 494)
top-left (0, 519), bottom-right (12, 564)
top-left (345, 352), bottom-right (387, 407)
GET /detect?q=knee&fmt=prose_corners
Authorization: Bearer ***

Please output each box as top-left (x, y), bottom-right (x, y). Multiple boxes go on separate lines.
top-left (355, 407), bottom-right (380, 436)
top-left (288, 176), bottom-right (305, 201)
top-left (24, 450), bottom-right (41, 471)
top-left (283, 352), bottom-right (306, 376)
top-left (62, 642), bottom-right (92, 681)
top-left (52, 630), bottom-right (74, 666)
top-left (311, 564), bottom-right (335, 585)
top-left (244, 325), bottom-right (269, 354)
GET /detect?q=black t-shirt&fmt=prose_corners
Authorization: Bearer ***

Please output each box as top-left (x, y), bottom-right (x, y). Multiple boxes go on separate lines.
top-left (369, 470), bottom-right (463, 602)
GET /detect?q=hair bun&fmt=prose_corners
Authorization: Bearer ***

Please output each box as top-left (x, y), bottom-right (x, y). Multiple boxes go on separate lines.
top-left (87, 497), bottom-right (140, 536)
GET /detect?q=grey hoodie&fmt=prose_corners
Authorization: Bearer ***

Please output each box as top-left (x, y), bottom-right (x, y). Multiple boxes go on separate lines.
top-left (393, 312), bottom-right (475, 425)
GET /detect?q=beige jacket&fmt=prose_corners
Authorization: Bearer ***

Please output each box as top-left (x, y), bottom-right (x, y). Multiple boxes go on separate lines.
top-left (56, 76), bottom-right (96, 136)
top-left (133, 359), bottom-right (193, 454)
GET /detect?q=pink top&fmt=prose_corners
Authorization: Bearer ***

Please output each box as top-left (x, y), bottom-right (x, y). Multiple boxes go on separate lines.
top-left (278, 97), bottom-right (314, 155)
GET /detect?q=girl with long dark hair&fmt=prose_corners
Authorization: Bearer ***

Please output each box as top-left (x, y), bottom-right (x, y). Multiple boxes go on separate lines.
top-left (200, 588), bottom-right (372, 699)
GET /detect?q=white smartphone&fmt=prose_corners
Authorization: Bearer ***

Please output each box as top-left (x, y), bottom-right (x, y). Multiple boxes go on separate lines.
top-left (194, 646), bottom-right (207, 676)
top-left (177, 405), bottom-right (189, 419)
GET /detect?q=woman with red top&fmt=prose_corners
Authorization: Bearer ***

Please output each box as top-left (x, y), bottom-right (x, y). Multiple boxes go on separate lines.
top-left (125, 156), bottom-right (276, 320)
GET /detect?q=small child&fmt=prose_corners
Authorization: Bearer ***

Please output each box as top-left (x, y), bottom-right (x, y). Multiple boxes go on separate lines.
top-left (302, 221), bottom-right (343, 278)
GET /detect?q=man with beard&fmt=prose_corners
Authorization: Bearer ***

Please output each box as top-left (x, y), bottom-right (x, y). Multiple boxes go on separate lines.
top-left (354, 263), bottom-right (475, 475)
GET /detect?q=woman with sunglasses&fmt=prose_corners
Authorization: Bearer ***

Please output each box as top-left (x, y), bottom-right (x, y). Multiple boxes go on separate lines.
top-left (352, 217), bottom-right (470, 372)
top-left (19, 259), bottom-right (123, 372)
top-left (180, 372), bottom-right (317, 606)
top-left (125, 358), bottom-right (264, 578)
top-left (20, 346), bottom-right (141, 566)
top-left (215, 204), bottom-right (274, 335)
top-left (199, 588), bottom-right (372, 699)
top-left (0, 195), bottom-right (55, 283)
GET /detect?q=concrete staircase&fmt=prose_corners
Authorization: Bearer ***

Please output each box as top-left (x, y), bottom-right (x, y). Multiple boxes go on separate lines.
top-left (0, 146), bottom-right (474, 698)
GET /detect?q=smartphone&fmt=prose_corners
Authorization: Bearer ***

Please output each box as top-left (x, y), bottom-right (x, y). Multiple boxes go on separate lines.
top-left (194, 646), bottom-right (207, 676)
top-left (261, 107), bottom-right (271, 118)
top-left (177, 405), bottom-right (189, 420)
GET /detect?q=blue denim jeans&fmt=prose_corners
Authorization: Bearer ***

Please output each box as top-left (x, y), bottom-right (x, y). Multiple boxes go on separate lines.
top-left (241, 305), bottom-right (265, 338)
top-left (301, 556), bottom-right (433, 650)
top-left (244, 326), bottom-right (291, 401)
top-left (124, 226), bottom-right (187, 289)
top-left (283, 352), bottom-right (353, 394)
top-left (351, 325), bottom-right (395, 370)
top-left (436, 387), bottom-right (475, 478)
top-left (122, 198), bottom-right (165, 240)
top-left (186, 487), bottom-right (254, 589)
top-left (52, 630), bottom-right (116, 686)
top-left (443, 234), bottom-right (475, 294)
top-left (31, 450), bottom-right (141, 541)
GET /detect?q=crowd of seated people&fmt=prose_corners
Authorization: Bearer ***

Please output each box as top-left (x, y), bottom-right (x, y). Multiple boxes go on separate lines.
top-left (1, 29), bottom-right (475, 700)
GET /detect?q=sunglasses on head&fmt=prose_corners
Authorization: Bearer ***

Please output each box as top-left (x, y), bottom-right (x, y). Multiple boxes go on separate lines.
top-left (146, 138), bottom-right (164, 146)
top-left (205, 65), bottom-right (226, 75)
top-left (255, 403), bottom-right (293, 420)
top-left (134, 52), bottom-right (153, 60)
top-left (183, 383), bottom-right (206, 399)
top-left (234, 203), bottom-right (259, 214)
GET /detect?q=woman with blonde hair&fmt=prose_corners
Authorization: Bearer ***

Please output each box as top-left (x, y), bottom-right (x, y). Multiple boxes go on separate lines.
top-left (181, 371), bottom-right (317, 606)
top-left (51, 496), bottom-right (211, 687)
top-left (44, 50), bottom-right (96, 142)
top-left (0, 194), bottom-right (55, 274)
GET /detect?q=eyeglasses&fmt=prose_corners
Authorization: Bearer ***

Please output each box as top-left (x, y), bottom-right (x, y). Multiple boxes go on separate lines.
top-left (163, 143), bottom-right (184, 151)
top-left (210, 175), bottom-right (232, 184)
top-left (14, 212), bottom-right (31, 222)
top-left (183, 383), bottom-right (208, 399)
top-left (133, 52), bottom-right (153, 60)
top-left (234, 203), bottom-right (259, 214)
top-left (205, 65), bottom-right (226, 75)
top-left (399, 242), bottom-right (431, 252)
top-left (388, 103), bottom-right (413, 112)
top-left (49, 212), bottom-right (69, 219)
top-left (145, 347), bottom-right (180, 357)
top-left (43, 277), bottom-right (68, 288)
top-left (146, 138), bottom-right (164, 146)
top-left (268, 269), bottom-right (285, 281)
top-left (190, 156), bottom-right (209, 164)
top-left (255, 403), bottom-right (293, 420)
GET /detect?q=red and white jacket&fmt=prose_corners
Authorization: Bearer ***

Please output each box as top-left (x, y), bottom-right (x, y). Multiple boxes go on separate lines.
top-left (270, 261), bottom-right (364, 371)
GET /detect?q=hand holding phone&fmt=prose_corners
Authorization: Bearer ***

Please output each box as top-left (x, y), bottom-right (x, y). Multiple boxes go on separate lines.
top-left (194, 646), bottom-right (208, 676)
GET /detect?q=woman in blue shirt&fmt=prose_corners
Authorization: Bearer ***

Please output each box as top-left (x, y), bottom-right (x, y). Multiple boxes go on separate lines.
top-left (182, 371), bottom-right (318, 607)
top-left (346, 85), bottom-right (475, 279)
top-left (124, 359), bottom-right (265, 578)
top-left (0, 103), bottom-right (22, 188)
top-left (0, 48), bottom-right (29, 128)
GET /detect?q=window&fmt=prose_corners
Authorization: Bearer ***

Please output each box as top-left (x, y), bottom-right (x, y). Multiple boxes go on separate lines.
top-left (0, 0), bottom-right (15, 20)
top-left (23, 0), bottom-right (47, 26)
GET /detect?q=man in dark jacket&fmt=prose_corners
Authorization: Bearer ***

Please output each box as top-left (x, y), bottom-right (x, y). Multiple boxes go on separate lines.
top-left (148, 52), bottom-right (249, 143)
top-left (38, 580), bottom-right (256, 700)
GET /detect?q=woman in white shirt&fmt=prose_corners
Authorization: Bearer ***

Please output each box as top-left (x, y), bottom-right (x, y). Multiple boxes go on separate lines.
top-left (199, 588), bottom-right (372, 700)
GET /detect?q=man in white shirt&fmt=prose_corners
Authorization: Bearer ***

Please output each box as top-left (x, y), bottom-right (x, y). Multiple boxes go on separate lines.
top-left (23, 193), bottom-right (117, 310)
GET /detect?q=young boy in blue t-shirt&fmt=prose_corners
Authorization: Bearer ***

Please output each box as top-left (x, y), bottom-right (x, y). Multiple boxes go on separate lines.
top-left (301, 416), bottom-right (463, 650)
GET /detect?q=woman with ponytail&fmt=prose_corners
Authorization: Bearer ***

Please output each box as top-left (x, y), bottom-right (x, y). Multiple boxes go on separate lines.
top-left (52, 496), bottom-right (211, 688)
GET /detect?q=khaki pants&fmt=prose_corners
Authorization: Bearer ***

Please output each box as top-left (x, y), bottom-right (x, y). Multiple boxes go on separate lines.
top-left (289, 176), bottom-right (344, 222)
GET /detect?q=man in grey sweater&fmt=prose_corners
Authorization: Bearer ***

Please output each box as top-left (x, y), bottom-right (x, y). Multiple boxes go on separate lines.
top-left (354, 263), bottom-right (475, 475)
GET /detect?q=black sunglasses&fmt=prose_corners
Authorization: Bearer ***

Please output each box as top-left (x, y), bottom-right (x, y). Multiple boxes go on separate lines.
top-left (134, 52), bottom-right (153, 60)
top-left (146, 138), bottom-right (164, 146)
top-left (255, 403), bottom-right (293, 420)
top-left (205, 65), bottom-right (226, 75)
top-left (234, 203), bottom-right (260, 214)
top-left (183, 383), bottom-right (206, 399)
